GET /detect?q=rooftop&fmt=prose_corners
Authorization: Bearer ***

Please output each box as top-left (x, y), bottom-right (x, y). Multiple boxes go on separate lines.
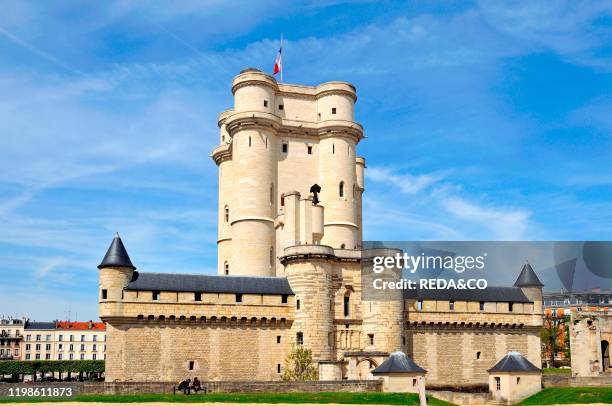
top-left (372, 351), bottom-right (426, 374)
top-left (56, 321), bottom-right (105, 331)
top-left (488, 351), bottom-right (541, 373)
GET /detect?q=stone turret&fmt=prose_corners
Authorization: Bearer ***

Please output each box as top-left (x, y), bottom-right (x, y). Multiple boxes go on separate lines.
top-left (98, 233), bottom-right (135, 317)
top-left (514, 263), bottom-right (544, 314)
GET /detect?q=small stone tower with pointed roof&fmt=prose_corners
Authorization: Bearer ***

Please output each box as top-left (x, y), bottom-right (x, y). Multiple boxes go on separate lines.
top-left (98, 233), bottom-right (136, 314)
top-left (514, 263), bottom-right (544, 315)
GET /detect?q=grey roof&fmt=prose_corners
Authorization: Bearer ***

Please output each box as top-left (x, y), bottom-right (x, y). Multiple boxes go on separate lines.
top-left (25, 322), bottom-right (56, 330)
top-left (98, 233), bottom-right (135, 270)
top-left (126, 272), bottom-right (294, 295)
top-left (514, 263), bottom-right (544, 287)
top-left (404, 286), bottom-right (531, 303)
top-left (488, 351), bottom-right (541, 373)
top-left (372, 351), bottom-right (426, 374)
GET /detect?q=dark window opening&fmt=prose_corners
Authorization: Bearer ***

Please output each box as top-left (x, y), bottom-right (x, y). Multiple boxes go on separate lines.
top-left (282, 143), bottom-right (288, 153)
top-left (402, 336), bottom-right (406, 345)
top-left (195, 292), bottom-right (202, 302)
top-left (516, 377), bottom-right (520, 384)
top-left (280, 196), bottom-right (285, 206)
top-left (417, 300), bottom-right (423, 310)
top-left (331, 107), bottom-right (336, 114)
top-left (509, 302), bottom-right (514, 312)
top-left (449, 300), bottom-right (455, 311)
top-left (343, 296), bottom-right (350, 317)
top-left (368, 334), bottom-right (374, 345)
top-left (476, 351), bottom-right (481, 359)
top-left (189, 361), bottom-right (195, 370)
top-left (317, 112), bottom-right (321, 120)
top-left (236, 294), bottom-right (243, 303)
top-left (296, 332), bottom-right (304, 345)
top-left (101, 289), bottom-right (107, 300)
top-left (277, 336), bottom-right (281, 344)
top-left (297, 299), bottom-right (301, 310)
top-left (248, 136), bottom-right (251, 147)
top-left (277, 363), bottom-right (281, 373)
top-left (339, 181), bottom-right (344, 197)
top-left (281, 294), bottom-right (288, 304)
top-left (152, 291), bottom-right (160, 301)
top-left (480, 301), bottom-right (485, 311)
top-left (278, 104), bottom-right (284, 110)
top-left (263, 100), bottom-right (268, 107)
top-left (307, 145), bottom-right (312, 155)
top-left (332, 144), bottom-right (335, 154)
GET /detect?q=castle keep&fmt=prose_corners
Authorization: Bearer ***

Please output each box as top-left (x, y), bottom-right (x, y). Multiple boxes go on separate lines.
top-left (98, 69), bottom-right (543, 385)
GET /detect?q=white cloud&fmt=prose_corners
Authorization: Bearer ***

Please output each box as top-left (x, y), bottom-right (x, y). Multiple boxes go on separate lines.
top-left (367, 167), bottom-right (445, 195)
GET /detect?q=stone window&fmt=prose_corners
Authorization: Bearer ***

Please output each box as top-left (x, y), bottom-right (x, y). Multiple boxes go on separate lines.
top-left (224, 206), bottom-right (229, 223)
top-left (224, 262), bottom-right (229, 275)
top-left (194, 292), bottom-right (202, 302)
top-left (281, 294), bottom-right (288, 304)
top-left (101, 289), bottom-right (107, 300)
top-left (263, 100), bottom-right (268, 107)
top-left (278, 104), bottom-right (284, 110)
top-left (509, 302), bottom-right (514, 312)
top-left (332, 107), bottom-right (336, 114)
top-left (297, 299), bottom-right (301, 310)
top-left (277, 336), bottom-right (281, 344)
top-left (476, 351), bottom-right (481, 359)
top-left (332, 144), bottom-right (335, 154)
top-left (189, 361), bottom-right (195, 370)
top-left (282, 143), bottom-right (288, 153)
top-left (339, 181), bottom-right (344, 197)
top-left (280, 195), bottom-right (285, 206)
top-left (277, 363), bottom-right (281, 373)
top-left (449, 300), bottom-right (455, 311)
top-left (495, 377), bottom-right (501, 390)
top-left (318, 112), bottom-right (321, 120)
top-left (368, 334), bottom-right (374, 345)
top-left (479, 301), bottom-right (485, 311)
top-left (236, 294), bottom-right (243, 303)
top-left (249, 136), bottom-right (252, 147)
top-left (152, 291), bottom-right (160, 301)
top-left (413, 378), bottom-right (417, 386)
top-left (516, 377), bottom-right (520, 384)
top-left (296, 332), bottom-right (304, 346)
top-left (417, 300), bottom-right (423, 310)
top-left (403, 336), bottom-right (406, 345)
top-left (307, 145), bottom-right (312, 155)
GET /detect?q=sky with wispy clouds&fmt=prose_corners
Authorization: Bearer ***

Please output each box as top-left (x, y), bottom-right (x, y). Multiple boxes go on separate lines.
top-left (0, 1), bottom-right (611, 321)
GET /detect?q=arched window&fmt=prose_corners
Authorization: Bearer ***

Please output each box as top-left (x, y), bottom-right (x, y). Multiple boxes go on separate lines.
top-left (224, 262), bottom-right (229, 275)
top-left (339, 181), bottom-right (344, 197)
top-left (224, 205), bottom-right (229, 223)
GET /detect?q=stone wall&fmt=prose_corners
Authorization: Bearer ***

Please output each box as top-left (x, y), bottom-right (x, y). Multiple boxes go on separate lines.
top-left (68, 380), bottom-right (381, 395)
top-left (407, 328), bottom-right (541, 386)
top-left (543, 374), bottom-right (612, 387)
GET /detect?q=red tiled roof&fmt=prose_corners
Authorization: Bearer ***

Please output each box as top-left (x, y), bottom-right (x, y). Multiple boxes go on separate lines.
top-left (55, 321), bottom-right (105, 331)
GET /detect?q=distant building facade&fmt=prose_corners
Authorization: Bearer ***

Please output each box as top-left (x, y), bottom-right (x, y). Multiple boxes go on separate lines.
top-left (99, 68), bottom-right (543, 386)
top-left (21, 321), bottom-right (105, 361)
top-left (0, 316), bottom-right (26, 360)
top-left (544, 290), bottom-right (612, 316)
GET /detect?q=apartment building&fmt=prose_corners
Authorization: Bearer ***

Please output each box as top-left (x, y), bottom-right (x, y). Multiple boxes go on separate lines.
top-left (0, 316), bottom-right (26, 360)
top-left (21, 321), bottom-right (106, 361)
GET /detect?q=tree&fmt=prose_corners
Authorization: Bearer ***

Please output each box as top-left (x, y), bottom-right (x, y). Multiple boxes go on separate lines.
top-left (280, 345), bottom-right (318, 381)
top-left (541, 312), bottom-right (570, 367)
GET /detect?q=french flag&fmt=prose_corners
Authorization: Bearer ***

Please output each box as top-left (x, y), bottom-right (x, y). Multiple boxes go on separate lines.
top-left (273, 45), bottom-right (282, 76)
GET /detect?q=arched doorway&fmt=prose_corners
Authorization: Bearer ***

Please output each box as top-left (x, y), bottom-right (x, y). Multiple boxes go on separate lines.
top-left (356, 359), bottom-right (378, 380)
top-left (602, 341), bottom-right (609, 371)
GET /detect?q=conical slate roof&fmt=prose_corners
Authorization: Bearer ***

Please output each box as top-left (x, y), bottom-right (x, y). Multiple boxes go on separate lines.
top-left (97, 233), bottom-right (135, 270)
top-left (372, 351), bottom-right (426, 374)
top-left (488, 351), bottom-right (541, 373)
top-left (514, 263), bottom-right (543, 287)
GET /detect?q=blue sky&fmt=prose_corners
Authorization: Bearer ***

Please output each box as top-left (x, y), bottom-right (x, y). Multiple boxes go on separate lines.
top-left (0, 1), bottom-right (610, 321)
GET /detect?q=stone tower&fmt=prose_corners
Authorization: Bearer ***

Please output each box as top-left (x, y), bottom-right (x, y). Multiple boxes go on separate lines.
top-left (211, 68), bottom-right (365, 277)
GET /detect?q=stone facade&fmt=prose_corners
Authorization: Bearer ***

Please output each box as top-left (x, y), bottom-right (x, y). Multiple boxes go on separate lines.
top-left (99, 68), bottom-right (543, 386)
top-left (570, 314), bottom-right (612, 376)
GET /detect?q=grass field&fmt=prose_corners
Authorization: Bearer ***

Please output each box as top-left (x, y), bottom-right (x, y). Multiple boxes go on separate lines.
top-left (542, 368), bottom-right (572, 375)
top-left (519, 387), bottom-right (612, 404)
top-left (0, 391), bottom-right (454, 405)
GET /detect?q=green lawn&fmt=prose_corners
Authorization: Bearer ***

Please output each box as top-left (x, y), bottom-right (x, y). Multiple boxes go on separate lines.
top-left (542, 368), bottom-right (572, 375)
top-left (0, 391), bottom-right (455, 405)
top-left (519, 387), bottom-right (612, 405)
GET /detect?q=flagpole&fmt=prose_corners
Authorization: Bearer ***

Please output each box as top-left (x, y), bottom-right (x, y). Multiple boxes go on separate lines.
top-left (280, 33), bottom-right (284, 82)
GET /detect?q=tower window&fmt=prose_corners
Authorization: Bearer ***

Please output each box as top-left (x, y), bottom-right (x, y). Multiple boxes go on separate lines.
top-left (449, 300), bottom-right (455, 311)
top-left (307, 145), bottom-right (312, 155)
top-left (476, 351), bottom-right (481, 359)
top-left (296, 332), bottom-right (304, 345)
top-left (195, 292), bottom-right (201, 302)
top-left (277, 336), bottom-right (281, 344)
top-left (480, 301), bottom-right (485, 311)
top-left (270, 247), bottom-right (274, 267)
top-left (281, 294), bottom-right (288, 304)
top-left (282, 143), bottom-right (288, 153)
top-left (152, 291), bottom-right (160, 301)
top-left (331, 107), bottom-right (336, 114)
top-left (278, 104), bottom-right (284, 110)
top-left (263, 100), bottom-right (268, 107)
top-left (101, 289), bottom-right (107, 300)
top-left (224, 262), bottom-right (229, 275)
top-left (280, 196), bottom-right (285, 206)
top-left (417, 300), bottom-right (423, 310)
top-left (189, 361), bottom-right (195, 370)
top-left (343, 295), bottom-right (350, 317)
top-left (236, 294), bottom-right (243, 303)
top-left (249, 136), bottom-right (252, 147)
top-left (224, 206), bottom-right (229, 223)
top-left (332, 144), bottom-right (335, 154)
top-left (368, 334), bottom-right (374, 345)
top-left (296, 299), bottom-right (301, 310)
top-left (318, 112), bottom-right (321, 120)
top-left (277, 363), bottom-right (281, 373)
top-left (339, 181), bottom-right (344, 197)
